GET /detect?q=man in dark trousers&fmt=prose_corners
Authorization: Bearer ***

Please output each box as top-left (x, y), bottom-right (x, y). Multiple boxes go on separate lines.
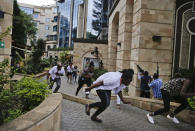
top-left (85, 69), bottom-right (134, 123)
top-left (138, 71), bottom-right (152, 98)
top-left (47, 62), bottom-right (65, 93)
top-left (75, 62), bottom-right (94, 98)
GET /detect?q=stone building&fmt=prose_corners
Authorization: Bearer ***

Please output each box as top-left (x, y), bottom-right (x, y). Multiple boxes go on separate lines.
top-left (74, 0), bottom-right (195, 96)
top-left (0, 0), bottom-right (13, 62)
top-left (19, 3), bottom-right (58, 59)
top-left (106, 0), bottom-right (195, 96)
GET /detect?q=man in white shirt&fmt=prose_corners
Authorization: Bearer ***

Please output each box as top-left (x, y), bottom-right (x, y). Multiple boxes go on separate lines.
top-left (85, 69), bottom-right (134, 123)
top-left (47, 62), bottom-right (65, 93)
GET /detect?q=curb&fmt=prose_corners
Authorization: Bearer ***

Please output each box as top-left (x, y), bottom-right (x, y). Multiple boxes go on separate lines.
top-left (61, 93), bottom-right (95, 105)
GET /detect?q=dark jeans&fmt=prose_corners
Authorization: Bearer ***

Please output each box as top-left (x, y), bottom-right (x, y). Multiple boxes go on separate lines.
top-left (75, 77), bottom-right (91, 96)
top-left (140, 90), bottom-right (150, 98)
top-left (49, 78), bottom-right (61, 93)
top-left (154, 89), bottom-right (188, 116)
top-left (72, 72), bottom-right (77, 81)
top-left (89, 90), bottom-right (111, 117)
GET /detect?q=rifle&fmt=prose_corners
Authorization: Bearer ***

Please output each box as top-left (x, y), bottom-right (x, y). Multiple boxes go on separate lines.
top-left (156, 62), bottom-right (159, 77)
top-left (136, 64), bottom-right (144, 74)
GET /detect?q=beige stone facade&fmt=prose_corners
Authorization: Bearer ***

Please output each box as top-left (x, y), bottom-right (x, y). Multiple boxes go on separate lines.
top-left (107, 0), bottom-right (176, 96)
top-left (0, 0), bottom-right (13, 62)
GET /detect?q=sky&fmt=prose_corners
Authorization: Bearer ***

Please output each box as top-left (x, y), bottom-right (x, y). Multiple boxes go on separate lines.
top-left (17, 0), bottom-right (55, 6)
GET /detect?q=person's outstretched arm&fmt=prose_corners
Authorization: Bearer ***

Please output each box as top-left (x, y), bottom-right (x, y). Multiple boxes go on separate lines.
top-left (118, 91), bottom-right (131, 104)
top-left (85, 81), bottom-right (103, 92)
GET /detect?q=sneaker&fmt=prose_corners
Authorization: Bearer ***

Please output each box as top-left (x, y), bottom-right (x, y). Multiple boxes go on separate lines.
top-left (91, 116), bottom-right (102, 123)
top-left (167, 114), bottom-right (180, 124)
top-left (147, 113), bottom-right (154, 124)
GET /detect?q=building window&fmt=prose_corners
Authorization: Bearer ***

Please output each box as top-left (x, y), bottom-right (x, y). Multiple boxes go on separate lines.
top-left (53, 45), bottom-right (56, 48)
top-left (53, 35), bottom-right (57, 41)
top-left (48, 45), bottom-right (51, 50)
top-left (46, 18), bottom-right (51, 22)
top-left (45, 25), bottom-right (50, 30)
top-left (54, 7), bottom-right (57, 13)
top-left (53, 25), bottom-right (57, 31)
top-left (20, 6), bottom-right (33, 15)
top-left (54, 16), bottom-right (58, 22)
top-left (34, 21), bottom-right (38, 27)
top-left (33, 13), bottom-right (39, 18)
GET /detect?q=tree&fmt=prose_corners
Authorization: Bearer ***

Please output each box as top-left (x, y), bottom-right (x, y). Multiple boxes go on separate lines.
top-left (59, 51), bottom-right (72, 65)
top-left (24, 39), bottom-right (46, 74)
top-left (12, 0), bottom-right (37, 46)
top-left (86, 32), bottom-right (97, 39)
top-left (92, 0), bottom-right (103, 34)
top-left (12, 0), bottom-right (37, 66)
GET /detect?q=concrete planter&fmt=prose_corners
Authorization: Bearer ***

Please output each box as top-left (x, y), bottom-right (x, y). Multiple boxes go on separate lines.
top-left (0, 93), bottom-right (62, 131)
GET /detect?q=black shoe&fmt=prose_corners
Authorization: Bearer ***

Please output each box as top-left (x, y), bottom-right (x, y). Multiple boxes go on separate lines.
top-left (85, 104), bottom-right (90, 116)
top-left (91, 116), bottom-right (102, 123)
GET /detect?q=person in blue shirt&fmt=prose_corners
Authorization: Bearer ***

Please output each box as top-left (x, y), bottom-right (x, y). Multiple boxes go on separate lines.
top-left (138, 71), bottom-right (152, 98)
top-left (149, 73), bottom-right (163, 99)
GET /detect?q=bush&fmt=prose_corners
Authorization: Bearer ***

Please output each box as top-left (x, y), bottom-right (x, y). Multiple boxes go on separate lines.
top-left (15, 77), bottom-right (50, 111)
top-left (0, 89), bottom-right (12, 124)
top-left (0, 77), bottom-right (51, 125)
top-left (93, 69), bottom-right (108, 81)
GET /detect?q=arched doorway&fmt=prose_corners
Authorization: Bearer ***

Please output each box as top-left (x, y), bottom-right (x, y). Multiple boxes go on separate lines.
top-left (173, 0), bottom-right (195, 73)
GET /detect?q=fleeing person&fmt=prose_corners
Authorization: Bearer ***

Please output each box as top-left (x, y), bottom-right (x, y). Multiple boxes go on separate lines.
top-left (147, 71), bottom-right (195, 124)
top-left (72, 66), bottom-right (79, 82)
top-left (138, 71), bottom-right (152, 98)
top-left (67, 62), bottom-right (74, 83)
top-left (148, 73), bottom-right (163, 99)
top-left (47, 62), bottom-right (65, 93)
top-left (75, 62), bottom-right (94, 98)
top-left (85, 69), bottom-right (134, 123)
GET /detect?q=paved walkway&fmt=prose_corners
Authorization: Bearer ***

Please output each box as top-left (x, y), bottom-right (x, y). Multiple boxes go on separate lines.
top-left (53, 76), bottom-right (195, 131)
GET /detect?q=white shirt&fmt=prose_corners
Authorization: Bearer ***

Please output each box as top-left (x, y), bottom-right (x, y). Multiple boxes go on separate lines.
top-left (67, 65), bottom-right (74, 73)
top-left (93, 72), bottom-right (126, 94)
top-left (49, 66), bottom-right (65, 80)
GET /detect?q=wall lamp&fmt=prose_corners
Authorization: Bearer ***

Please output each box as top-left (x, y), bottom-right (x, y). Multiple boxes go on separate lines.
top-left (117, 42), bottom-right (121, 46)
top-left (91, 47), bottom-right (99, 58)
top-left (152, 35), bottom-right (161, 42)
top-left (0, 10), bottom-right (4, 18)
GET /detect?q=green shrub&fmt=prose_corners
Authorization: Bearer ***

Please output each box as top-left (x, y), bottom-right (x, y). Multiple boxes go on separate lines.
top-left (93, 69), bottom-right (108, 81)
top-left (14, 77), bottom-right (50, 111)
top-left (4, 109), bottom-right (23, 123)
top-left (0, 59), bottom-right (10, 91)
top-left (0, 89), bottom-right (12, 124)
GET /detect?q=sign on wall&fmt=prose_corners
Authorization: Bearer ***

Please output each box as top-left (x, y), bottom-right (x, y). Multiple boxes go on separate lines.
top-left (0, 41), bottom-right (5, 48)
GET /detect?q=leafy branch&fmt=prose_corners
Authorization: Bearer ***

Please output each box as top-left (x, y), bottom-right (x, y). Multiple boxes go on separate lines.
top-left (0, 26), bottom-right (12, 40)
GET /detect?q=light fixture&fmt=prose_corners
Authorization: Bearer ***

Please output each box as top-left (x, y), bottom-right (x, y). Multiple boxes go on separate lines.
top-left (152, 35), bottom-right (161, 42)
top-left (0, 10), bottom-right (4, 18)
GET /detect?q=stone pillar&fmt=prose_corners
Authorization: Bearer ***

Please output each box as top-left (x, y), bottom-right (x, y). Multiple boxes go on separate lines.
top-left (77, 4), bottom-right (84, 38)
top-left (130, 0), bottom-right (176, 96)
top-left (108, 12), bottom-right (119, 71)
top-left (116, 0), bottom-right (133, 71)
top-left (83, 0), bottom-right (88, 39)
top-left (0, 0), bottom-right (13, 62)
top-left (69, 0), bottom-right (74, 47)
